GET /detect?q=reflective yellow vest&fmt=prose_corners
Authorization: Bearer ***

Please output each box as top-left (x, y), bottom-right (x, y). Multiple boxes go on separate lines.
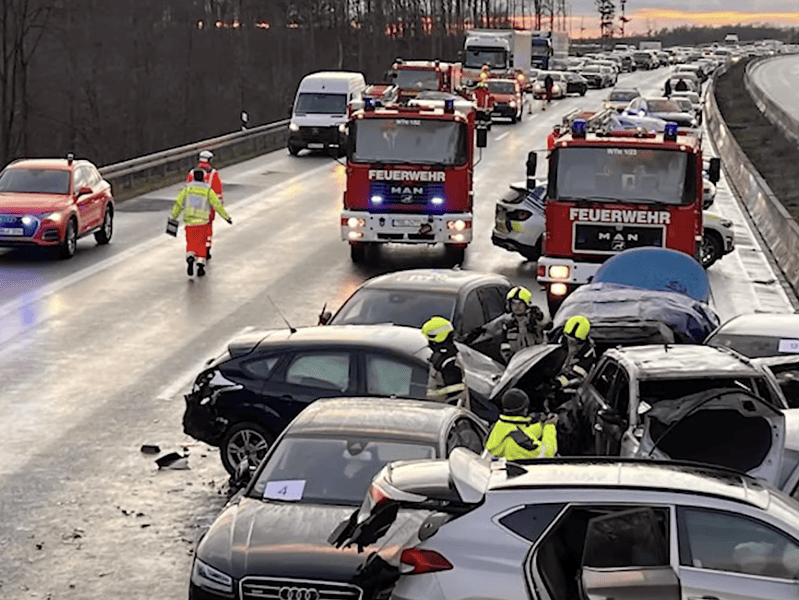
top-left (486, 415), bottom-right (557, 460)
top-left (171, 181), bottom-right (230, 226)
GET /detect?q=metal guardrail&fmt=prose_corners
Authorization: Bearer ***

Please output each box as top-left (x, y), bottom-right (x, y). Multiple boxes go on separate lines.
top-left (744, 57), bottom-right (799, 146)
top-left (706, 60), bottom-right (799, 296)
top-left (98, 119), bottom-right (290, 200)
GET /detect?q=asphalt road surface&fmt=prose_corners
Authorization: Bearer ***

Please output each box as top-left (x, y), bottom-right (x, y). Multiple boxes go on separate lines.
top-left (748, 53), bottom-right (799, 126)
top-left (0, 65), bottom-right (794, 599)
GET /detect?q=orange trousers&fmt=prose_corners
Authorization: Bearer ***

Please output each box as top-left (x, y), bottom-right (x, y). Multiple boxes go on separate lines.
top-left (185, 225), bottom-right (207, 259)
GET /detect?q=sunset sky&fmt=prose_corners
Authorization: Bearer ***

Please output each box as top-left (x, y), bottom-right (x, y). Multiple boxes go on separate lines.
top-left (547, 4), bottom-right (799, 38)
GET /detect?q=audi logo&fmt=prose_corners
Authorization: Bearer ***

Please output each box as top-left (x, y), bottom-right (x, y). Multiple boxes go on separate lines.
top-left (279, 587), bottom-right (320, 600)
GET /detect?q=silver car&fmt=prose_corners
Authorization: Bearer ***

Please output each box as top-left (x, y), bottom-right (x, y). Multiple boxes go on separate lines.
top-left (336, 451), bottom-right (799, 600)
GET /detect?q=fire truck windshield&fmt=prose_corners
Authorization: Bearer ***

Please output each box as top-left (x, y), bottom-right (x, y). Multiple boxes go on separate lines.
top-left (392, 70), bottom-right (440, 91)
top-left (464, 48), bottom-right (507, 69)
top-left (352, 119), bottom-right (467, 165)
top-left (554, 147), bottom-right (692, 205)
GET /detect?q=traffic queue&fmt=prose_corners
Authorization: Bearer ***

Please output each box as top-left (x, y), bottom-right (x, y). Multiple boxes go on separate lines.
top-left (183, 46), bottom-right (799, 600)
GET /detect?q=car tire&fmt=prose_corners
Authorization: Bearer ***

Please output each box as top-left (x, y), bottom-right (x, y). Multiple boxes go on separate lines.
top-left (94, 207), bottom-right (113, 245)
top-left (701, 231), bottom-right (723, 269)
top-left (517, 108), bottom-right (523, 122)
top-left (59, 218), bottom-right (78, 259)
top-left (221, 421), bottom-right (274, 475)
top-left (510, 114), bottom-right (517, 124)
top-left (350, 243), bottom-right (365, 263)
top-left (288, 144), bottom-right (300, 156)
top-left (444, 245), bottom-right (466, 266)
top-left (580, 88), bottom-right (586, 96)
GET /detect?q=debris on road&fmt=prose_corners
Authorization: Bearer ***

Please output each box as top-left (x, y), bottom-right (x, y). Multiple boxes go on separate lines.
top-left (140, 444), bottom-right (161, 454)
top-left (155, 452), bottom-right (190, 470)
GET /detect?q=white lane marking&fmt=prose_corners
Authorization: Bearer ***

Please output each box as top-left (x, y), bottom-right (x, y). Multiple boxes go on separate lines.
top-left (154, 326), bottom-right (254, 401)
top-left (0, 162), bottom-right (335, 323)
top-left (495, 131), bottom-right (510, 142)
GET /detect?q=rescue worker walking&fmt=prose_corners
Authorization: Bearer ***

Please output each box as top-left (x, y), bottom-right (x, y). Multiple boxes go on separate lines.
top-left (421, 316), bottom-right (470, 410)
top-left (543, 73), bottom-right (554, 110)
top-left (485, 388), bottom-right (557, 460)
top-left (187, 150), bottom-right (224, 259)
top-left (171, 169), bottom-right (232, 277)
top-left (466, 287), bottom-right (547, 364)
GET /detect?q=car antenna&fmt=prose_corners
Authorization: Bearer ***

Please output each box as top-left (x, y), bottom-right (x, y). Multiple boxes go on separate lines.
top-left (266, 294), bottom-right (296, 334)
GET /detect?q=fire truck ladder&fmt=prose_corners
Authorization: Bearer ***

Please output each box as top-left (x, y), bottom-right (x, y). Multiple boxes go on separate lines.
top-left (561, 108), bottom-right (616, 133)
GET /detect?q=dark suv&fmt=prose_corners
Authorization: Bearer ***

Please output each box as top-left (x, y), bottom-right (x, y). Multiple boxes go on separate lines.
top-left (183, 324), bottom-right (502, 474)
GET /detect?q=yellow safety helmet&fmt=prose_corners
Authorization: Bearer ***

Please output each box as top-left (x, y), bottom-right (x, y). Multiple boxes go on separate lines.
top-left (506, 286), bottom-right (533, 310)
top-left (422, 316), bottom-right (454, 343)
top-left (563, 315), bottom-right (591, 341)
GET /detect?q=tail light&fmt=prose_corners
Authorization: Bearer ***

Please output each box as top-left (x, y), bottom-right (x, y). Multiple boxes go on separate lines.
top-left (400, 548), bottom-right (453, 574)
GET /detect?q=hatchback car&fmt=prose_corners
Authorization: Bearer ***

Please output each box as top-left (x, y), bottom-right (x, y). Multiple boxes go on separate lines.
top-left (182, 324), bottom-right (503, 473)
top-left (189, 398), bottom-right (487, 600)
top-left (322, 268), bottom-right (512, 359)
top-left (485, 78), bottom-right (523, 123)
top-left (336, 452), bottom-right (799, 600)
top-left (0, 155), bottom-right (114, 258)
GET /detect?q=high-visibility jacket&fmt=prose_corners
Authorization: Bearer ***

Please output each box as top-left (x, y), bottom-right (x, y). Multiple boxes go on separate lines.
top-left (170, 181), bottom-right (229, 226)
top-left (486, 414), bottom-right (557, 460)
top-left (477, 312), bottom-right (546, 363)
top-left (427, 344), bottom-right (470, 410)
top-left (189, 162), bottom-right (224, 198)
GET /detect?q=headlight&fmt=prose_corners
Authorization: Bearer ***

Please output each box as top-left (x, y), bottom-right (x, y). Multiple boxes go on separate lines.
top-left (338, 124), bottom-right (347, 133)
top-left (21, 215), bottom-right (36, 226)
top-left (289, 122), bottom-right (299, 131)
top-left (347, 217), bottom-right (365, 228)
top-left (509, 101), bottom-right (516, 108)
top-left (40, 212), bottom-right (62, 222)
top-left (548, 265), bottom-right (570, 279)
top-left (191, 559), bottom-right (233, 594)
top-left (553, 84), bottom-right (561, 94)
top-left (447, 219), bottom-right (467, 231)
top-left (550, 282), bottom-right (568, 296)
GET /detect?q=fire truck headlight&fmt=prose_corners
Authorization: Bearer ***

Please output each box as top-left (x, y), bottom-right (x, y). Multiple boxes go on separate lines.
top-left (431, 197), bottom-right (445, 206)
top-left (548, 265), bottom-right (570, 279)
top-left (370, 195), bottom-right (383, 205)
top-left (550, 283), bottom-right (568, 297)
top-left (348, 231), bottom-right (364, 240)
top-left (289, 121), bottom-right (300, 132)
top-left (450, 233), bottom-right (466, 242)
top-left (347, 217), bottom-right (365, 228)
top-left (447, 219), bottom-right (467, 231)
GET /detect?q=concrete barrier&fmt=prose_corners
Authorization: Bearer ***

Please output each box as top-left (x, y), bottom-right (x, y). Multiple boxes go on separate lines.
top-left (706, 62), bottom-right (799, 296)
top-left (744, 57), bottom-right (799, 146)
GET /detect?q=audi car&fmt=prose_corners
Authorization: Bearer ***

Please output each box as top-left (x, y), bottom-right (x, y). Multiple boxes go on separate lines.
top-left (485, 78), bottom-right (523, 123)
top-left (188, 397), bottom-right (488, 600)
top-left (0, 155), bottom-right (114, 258)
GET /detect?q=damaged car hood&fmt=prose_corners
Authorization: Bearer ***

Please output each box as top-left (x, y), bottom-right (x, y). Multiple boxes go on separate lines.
top-left (637, 388), bottom-right (785, 485)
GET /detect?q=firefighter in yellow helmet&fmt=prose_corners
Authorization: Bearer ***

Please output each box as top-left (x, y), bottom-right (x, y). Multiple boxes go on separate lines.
top-left (421, 316), bottom-right (470, 410)
top-left (485, 388), bottom-right (557, 460)
top-left (466, 286), bottom-right (547, 364)
top-left (555, 315), bottom-right (596, 390)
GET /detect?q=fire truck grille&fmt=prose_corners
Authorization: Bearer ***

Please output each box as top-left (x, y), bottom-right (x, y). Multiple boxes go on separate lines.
top-left (368, 182), bottom-right (446, 210)
top-left (573, 223), bottom-right (665, 254)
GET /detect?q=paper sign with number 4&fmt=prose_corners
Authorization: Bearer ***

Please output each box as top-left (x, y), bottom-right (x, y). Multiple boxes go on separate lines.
top-left (264, 480), bottom-right (306, 501)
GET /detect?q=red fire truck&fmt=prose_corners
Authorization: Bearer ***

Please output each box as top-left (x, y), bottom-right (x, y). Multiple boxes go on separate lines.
top-left (535, 111), bottom-right (721, 315)
top-left (387, 59), bottom-right (464, 103)
top-left (341, 95), bottom-right (488, 264)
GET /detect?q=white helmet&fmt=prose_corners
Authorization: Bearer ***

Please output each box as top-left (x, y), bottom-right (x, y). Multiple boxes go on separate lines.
top-left (199, 150), bottom-right (213, 162)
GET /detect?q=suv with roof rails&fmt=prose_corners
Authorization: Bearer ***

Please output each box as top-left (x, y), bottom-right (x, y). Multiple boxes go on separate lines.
top-left (333, 452), bottom-right (799, 600)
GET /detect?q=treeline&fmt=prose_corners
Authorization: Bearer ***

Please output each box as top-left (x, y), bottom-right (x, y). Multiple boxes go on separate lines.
top-left (1, 0), bottom-right (545, 167)
top-left (592, 24), bottom-right (799, 48)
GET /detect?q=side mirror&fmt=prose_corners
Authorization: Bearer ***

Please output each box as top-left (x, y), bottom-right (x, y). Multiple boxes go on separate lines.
top-left (476, 128), bottom-right (488, 149)
top-left (231, 457), bottom-right (253, 489)
top-left (708, 157), bottom-right (721, 184)
top-left (318, 310), bottom-right (332, 325)
top-left (76, 186), bottom-right (92, 197)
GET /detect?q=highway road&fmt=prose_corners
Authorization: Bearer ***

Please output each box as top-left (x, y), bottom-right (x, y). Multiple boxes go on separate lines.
top-left (748, 53), bottom-right (799, 126)
top-left (0, 65), bottom-right (794, 599)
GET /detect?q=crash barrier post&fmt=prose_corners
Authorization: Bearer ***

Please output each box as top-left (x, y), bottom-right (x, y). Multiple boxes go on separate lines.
top-left (98, 120), bottom-right (290, 201)
top-left (705, 61), bottom-right (799, 297)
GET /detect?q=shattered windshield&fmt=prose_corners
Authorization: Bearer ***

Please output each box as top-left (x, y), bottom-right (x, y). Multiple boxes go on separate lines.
top-left (392, 69), bottom-right (440, 91)
top-left (352, 118), bottom-right (467, 165)
top-left (464, 48), bottom-right (507, 69)
top-left (251, 437), bottom-right (435, 505)
top-left (554, 147), bottom-right (692, 205)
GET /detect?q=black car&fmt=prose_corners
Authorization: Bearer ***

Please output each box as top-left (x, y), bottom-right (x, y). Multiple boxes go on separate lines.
top-left (183, 324), bottom-right (502, 473)
top-left (322, 268), bottom-right (512, 359)
top-left (189, 397), bottom-right (488, 600)
top-left (563, 72), bottom-right (588, 96)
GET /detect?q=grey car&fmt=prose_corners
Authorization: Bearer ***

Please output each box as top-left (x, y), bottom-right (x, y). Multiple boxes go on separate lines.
top-left (336, 451), bottom-right (799, 600)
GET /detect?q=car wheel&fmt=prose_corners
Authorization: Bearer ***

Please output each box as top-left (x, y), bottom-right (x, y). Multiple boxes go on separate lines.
top-left (444, 245), bottom-right (465, 266)
top-left (580, 88), bottom-right (586, 96)
top-left (221, 421), bottom-right (274, 475)
top-left (350, 243), bottom-right (365, 263)
top-left (701, 231), bottom-right (723, 269)
top-left (510, 113), bottom-right (517, 124)
top-left (517, 108), bottom-right (523, 122)
top-left (94, 207), bottom-right (113, 245)
top-left (59, 218), bottom-right (78, 259)
top-left (288, 144), bottom-right (300, 156)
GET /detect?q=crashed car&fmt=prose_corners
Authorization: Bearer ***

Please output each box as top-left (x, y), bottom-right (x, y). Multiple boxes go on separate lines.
top-left (551, 247), bottom-right (720, 349)
top-left (332, 452), bottom-right (799, 600)
top-left (705, 313), bottom-right (799, 358)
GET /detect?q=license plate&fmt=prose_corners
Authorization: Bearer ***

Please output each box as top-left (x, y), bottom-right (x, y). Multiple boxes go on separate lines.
top-left (307, 143), bottom-right (324, 149)
top-left (0, 227), bottom-right (23, 236)
top-left (392, 218), bottom-right (422, 227)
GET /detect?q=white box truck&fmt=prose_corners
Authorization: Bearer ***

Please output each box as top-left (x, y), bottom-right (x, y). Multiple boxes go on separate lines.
top-left (463, 29), bottom-right (532, 84)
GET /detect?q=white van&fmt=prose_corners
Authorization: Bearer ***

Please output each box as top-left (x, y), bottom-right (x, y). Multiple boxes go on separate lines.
top-left (287, 71), bottom-right (366, 156)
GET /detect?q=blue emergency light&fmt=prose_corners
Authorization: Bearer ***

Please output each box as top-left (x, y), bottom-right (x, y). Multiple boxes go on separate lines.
top-left (572, 119), bottom-right (587, 138)
top-left (444, 98), bottom-right (455, 113)
top-left (663, 121), bottom-right (679, 141)
top-left (364, 97), bottom-right (376, 111)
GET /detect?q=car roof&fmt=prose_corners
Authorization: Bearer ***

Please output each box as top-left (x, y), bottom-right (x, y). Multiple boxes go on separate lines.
top-left (711, 313), bottom-right (799, 337)
top-left (605, 344), bottom-right (762, 379)
top-left (237, 324), bottom-right (430, 354)
top-left (491, 459), bottom-right (771, 510)
top-left (284, 397), bottom-right (466, 444)
top-left (6, 158), bottom-right (88, 171)
top-left (355, 268), bottom-right (509, 294)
